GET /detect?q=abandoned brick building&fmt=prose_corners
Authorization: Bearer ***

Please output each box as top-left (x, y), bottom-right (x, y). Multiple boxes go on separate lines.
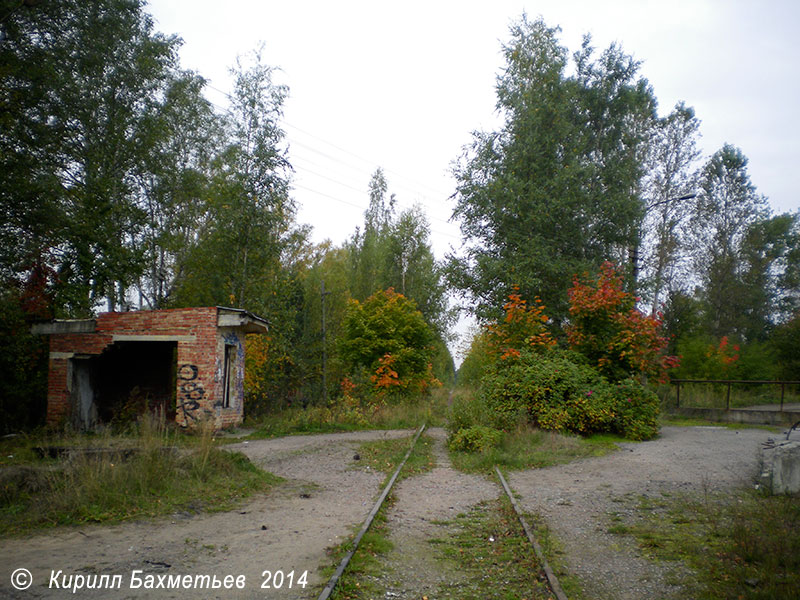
top-left (32, 307), bottom-right (269, 430)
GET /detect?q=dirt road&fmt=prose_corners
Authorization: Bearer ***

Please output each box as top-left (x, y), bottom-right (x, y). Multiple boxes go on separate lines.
top-left (0, 429), bottom-right (413, 599)
top-left (0, 425), bottom-right (774, 599)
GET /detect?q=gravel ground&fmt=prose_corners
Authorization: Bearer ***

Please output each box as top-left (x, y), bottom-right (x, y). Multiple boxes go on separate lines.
top-left (0, 424), bottom-right (775, 600)
top-left (375, 427), bottom-right (498, 599)
top-left (0, 429), bottom-right (415, 600)
top-left (507, 425), bottom-right (774, 600)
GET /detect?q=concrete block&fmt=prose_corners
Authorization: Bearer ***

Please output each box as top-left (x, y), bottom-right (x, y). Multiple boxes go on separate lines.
top-left (760, 440), bottom-right (800, 494)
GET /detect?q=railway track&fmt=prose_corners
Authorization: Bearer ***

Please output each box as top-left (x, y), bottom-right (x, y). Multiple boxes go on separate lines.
top-left (317, 425), bottom-right (568, 600)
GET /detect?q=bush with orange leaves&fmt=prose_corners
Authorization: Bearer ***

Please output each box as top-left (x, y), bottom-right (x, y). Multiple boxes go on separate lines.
top-left (705, 336), bottom-right (740, 376)
top-left (485, 286), bottom-right (556, 362)
top-left (566, 262), bottom-right (678, 382)
top-left (339, 288), bottom-right (440, 400)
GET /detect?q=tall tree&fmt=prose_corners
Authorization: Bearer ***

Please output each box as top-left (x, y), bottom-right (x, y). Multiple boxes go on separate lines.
top-left (689, 144), bottom-right (771, 339)
top-left (384, 206), bottom-right (451, 335)
top-left (347, 170), bottom-right (451, 334)
top-left (171, 47), bottom-right (294, 309)
top-left (448, 15), bottom-right (656, 323)
top-left (1, 0), bottom-right (182, 316)
top-left (639, 102), bottom-right (701, 313)
top-left (135, 71), bottom-right (222, 309)
top-left (737, 212), bottom-right (800, 338)
top-left (348, 168), bottom-right (394, 301)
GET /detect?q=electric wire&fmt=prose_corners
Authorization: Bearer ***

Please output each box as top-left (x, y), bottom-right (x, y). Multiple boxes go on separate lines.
top-left (203, 82), bottom-right (456, 222)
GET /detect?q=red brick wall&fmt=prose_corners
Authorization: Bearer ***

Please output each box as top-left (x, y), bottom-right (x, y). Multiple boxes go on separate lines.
top-left (45, 307), bottom-right (246, 430)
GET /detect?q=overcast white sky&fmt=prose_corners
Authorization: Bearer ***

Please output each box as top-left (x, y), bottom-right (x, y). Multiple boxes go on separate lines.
top-left (147, 1), bottom-right (798, 354)
top-left (148, 0), bottom-right (798, 257)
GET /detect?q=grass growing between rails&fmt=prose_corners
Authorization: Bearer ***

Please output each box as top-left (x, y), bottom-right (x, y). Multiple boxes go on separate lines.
top-left (449, 426), bottom-right (621, 475)
top-left (355, 432), bottom-right (436, 482)
top-left (244, 388), bottom-right (450, 440)
top-left (0, 417), bottom-right (281, 536)
top-left (429, 496), bottom-right (555, 599)
top-left (607, 488), bottom-right (800, 599)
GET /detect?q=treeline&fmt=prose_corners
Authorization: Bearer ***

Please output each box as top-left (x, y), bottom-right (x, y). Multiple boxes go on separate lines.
top-left (451, 16), bottom-right (800, 384)
top-left (0, 0), bottom-right (453, 429)
top-left (3, 5), bottom-right (799, 431)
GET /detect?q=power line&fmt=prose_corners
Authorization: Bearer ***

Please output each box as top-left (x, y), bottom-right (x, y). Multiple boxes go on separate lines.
top-left (203, 82), bottom-right (460, 233)
top-left (291, 156), bottom-right (455, 227)
top-left (294, 183), bottom-right (462, 242)
top-left (281, 119), bottom-right (451, 198)
top-left (204, 82), bottom-right (453, 201)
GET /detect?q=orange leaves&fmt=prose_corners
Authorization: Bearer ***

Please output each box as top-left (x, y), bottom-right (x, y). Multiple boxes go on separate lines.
top-left (566, 262), bottom-right (678, 382)
top-left (340, 376), bottom-right (357, 396)
top-left (705, 336), bottom-right (740, 372)
top-left (340, 287), bottom-right (437, 399)
top-left (487, 286), bottom-right (556, 361)
top-left (371, 353), bottom-right (402, 389)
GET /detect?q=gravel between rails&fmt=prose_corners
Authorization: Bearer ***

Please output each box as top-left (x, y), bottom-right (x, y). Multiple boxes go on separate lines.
top-left (374, 427), bottom-right (499, 599)
top-left (507, 425), bottom-right (774, 600)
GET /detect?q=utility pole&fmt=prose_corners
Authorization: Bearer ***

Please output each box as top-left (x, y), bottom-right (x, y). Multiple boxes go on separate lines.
top-left (321, 280), bottom-right (331, 404)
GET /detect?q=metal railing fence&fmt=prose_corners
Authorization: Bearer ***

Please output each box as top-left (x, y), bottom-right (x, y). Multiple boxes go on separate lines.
top-left (670, 379), bottom-right (800, 411)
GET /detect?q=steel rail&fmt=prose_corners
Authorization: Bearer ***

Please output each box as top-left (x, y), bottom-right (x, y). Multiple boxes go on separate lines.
top-left (495, 465), bottom-right (569, 600)
top-left (316, 424), bottom-right (426, 600)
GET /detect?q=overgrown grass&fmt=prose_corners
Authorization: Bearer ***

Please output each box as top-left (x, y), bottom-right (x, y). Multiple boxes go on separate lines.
top-left (0, 416), bottom-right (281, 536)
top-left (355, 432), bottom-right (436, 482)
top-left (449, 425), bottom-right (621, 474)
top-left (244, 388), bottom-right (450, 440)
top-left (608, 487), bottom-right (800, 599)
top-left (429, 496), bottom-right (554, 599)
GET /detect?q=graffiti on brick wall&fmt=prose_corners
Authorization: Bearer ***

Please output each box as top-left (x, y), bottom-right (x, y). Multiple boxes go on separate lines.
top-left (177, 364), bottom-right (212, 423)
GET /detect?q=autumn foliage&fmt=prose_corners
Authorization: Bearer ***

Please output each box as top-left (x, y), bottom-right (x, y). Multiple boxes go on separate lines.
top-left (566, 262), bottom-right (678, 382)
top-left (486, 287), bottom-right (556, 361)
top-left (705, 336), bottom-right (740, 375)
top-left (339, 288), bottom-right (439, 399)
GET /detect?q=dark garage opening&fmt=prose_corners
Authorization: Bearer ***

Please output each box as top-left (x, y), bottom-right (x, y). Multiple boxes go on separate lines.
top-left (72, 341), bottom-right (177, 429)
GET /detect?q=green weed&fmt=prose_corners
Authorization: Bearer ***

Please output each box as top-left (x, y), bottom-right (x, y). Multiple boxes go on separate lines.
top-left (608, 488), bottom-right (800, 599)
top-left (449, 425), bottom-right (620, 474)
top-left (429, 497), bottom-right (554, 599)
top-left (244, 389), bottom-right (450, 439)
top-left (355, 433), bottom-right (436, 482)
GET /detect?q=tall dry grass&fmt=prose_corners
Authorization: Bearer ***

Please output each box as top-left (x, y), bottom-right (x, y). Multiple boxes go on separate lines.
top-left (0, 413), bottom-right (279, 535)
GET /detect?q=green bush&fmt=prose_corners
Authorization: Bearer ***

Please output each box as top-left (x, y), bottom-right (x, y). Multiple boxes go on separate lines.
top-left (480, 349), bottom-right (659, 440)
top-left (607, 379), bottom-right (660, 440)
top-left (448, 425), bottom-right (503, 453)
top-left (447, 388), bottom-right (523, 434)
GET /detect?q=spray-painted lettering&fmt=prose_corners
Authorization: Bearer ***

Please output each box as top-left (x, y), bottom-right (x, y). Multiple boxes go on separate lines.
top-left (177, 363), bottom-right (209, 423)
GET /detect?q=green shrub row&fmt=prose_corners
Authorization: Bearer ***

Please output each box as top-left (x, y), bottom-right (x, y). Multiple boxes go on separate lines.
top-left (449, 349), bottom-right (660, 451)
top-left (480, 350), bottom-right (659, 440)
